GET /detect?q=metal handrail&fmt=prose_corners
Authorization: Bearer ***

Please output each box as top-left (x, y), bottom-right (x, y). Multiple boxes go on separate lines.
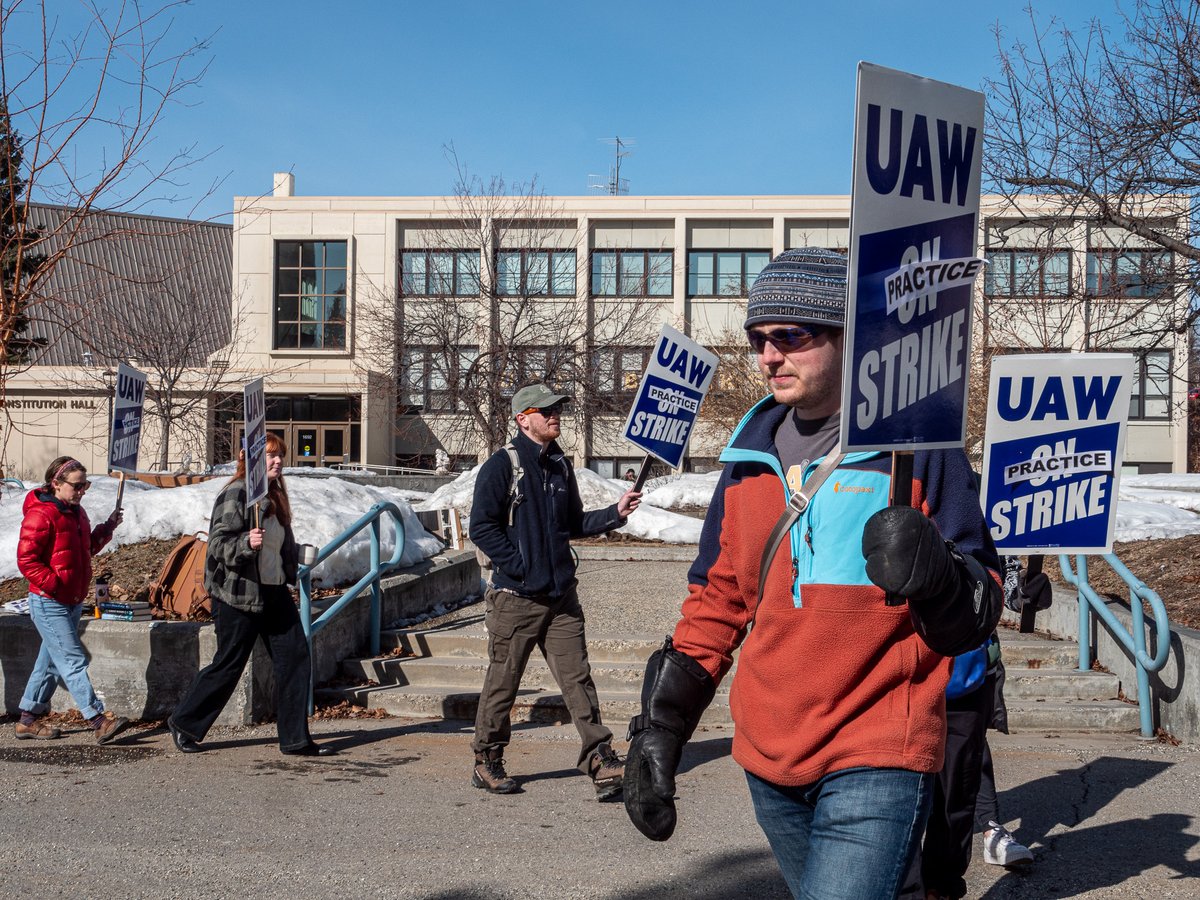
top-left (1057, 553), bottom-right (1172, 738)
top-left (1, 478), bottom-right (25, 490)
top-left (298, 501), bottom-right (408, 711)
top-left (331, 462), bottom-right (440, 476)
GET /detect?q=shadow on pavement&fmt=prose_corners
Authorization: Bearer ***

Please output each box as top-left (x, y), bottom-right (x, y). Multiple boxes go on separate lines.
top-left (418, 848), bottom-right (791, 900)
top-left (982, 756), bottom-right (1199, 897)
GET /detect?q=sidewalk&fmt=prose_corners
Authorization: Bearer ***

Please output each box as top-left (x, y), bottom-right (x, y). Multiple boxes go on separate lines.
top-left (0, 717), bottom-right (1196, 898)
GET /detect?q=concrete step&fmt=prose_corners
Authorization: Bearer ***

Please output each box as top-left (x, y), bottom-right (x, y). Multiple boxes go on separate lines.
top-left (340, 654), bottom-right (686, 695)
top-left (1003, 699), bottom-right (1141, 732)
top-left (996, 636), bottom-right (1083, 669)
top-left (316, 684), bottom-right (735, 728)
top-left (381, 626), bottom-right (663, 664)
top-left (1001, 667), bottom-right (1121, 701)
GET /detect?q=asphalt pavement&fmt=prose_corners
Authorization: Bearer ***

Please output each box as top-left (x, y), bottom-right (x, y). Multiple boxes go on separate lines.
top-left (1, 558), bottom-right (1197, 898)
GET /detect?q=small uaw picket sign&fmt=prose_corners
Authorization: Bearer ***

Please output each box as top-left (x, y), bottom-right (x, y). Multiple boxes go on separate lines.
top-left (108, 362), bottom-right (147, 510)
top-left (622, 324), bottom-right (718, 489)
top-left (243, 377), bottom-right (269, 516)
top-left (981, 354), bottom-right (1135, 555)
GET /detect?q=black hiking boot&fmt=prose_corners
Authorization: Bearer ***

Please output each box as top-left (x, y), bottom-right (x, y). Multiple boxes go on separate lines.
top-left (589, 742), bottom-right (625, 802)
top-left (473, 749), bottom-right (519, 794)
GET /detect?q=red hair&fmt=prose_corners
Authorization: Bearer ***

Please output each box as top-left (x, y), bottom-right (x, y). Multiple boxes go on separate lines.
top-left (230, 432), bottom-right (292, 528)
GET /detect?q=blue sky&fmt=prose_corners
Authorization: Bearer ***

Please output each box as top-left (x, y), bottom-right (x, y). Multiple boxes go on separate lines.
top-left (11, 0), bottom-right (1113, 221)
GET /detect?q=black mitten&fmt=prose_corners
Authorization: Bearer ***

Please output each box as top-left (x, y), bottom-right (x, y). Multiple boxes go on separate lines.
top-left (862, 506), bottom-right (957, 601)
top-left (624, 637), bottom-right (716, 841)
top-left (862, 506), bottom-right (1001, 656)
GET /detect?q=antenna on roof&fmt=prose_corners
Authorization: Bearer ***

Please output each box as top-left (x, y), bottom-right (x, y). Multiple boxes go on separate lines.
top-left (588, 136), bottom-right (633, 195)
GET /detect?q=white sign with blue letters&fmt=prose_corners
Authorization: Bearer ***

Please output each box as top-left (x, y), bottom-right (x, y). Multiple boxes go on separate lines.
top-left (623, 324), bottom-right (718, 469)
top-left (108, 362), bottom-right (147, 474)
top-left (980, 354), bottom-right (1135, 555)
top-left (243, 376), bottom-right (268, 509)
top-left (841, 62), bottom-right (986, 452)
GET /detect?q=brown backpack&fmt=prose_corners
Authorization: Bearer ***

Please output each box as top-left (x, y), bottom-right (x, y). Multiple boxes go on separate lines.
top-left (149, 531), bottom-right (212, 620)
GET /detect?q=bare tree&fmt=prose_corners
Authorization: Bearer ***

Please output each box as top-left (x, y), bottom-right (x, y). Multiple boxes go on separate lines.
top-left (0, 0), bottom-right (212, 455)
top-left (985, 0), bottom-right (1199, 343)
top-left (359, 149), bottom-right (659, 463)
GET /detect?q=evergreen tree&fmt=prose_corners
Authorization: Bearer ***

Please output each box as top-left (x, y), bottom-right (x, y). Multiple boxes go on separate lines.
top-left (0, 102), bottom-right (46, 366)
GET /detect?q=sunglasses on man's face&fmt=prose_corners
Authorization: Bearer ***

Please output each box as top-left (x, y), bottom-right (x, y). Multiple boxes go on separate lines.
top-left (522, 402), bottom-right (566, 417)
top-left (746, 324), bottom-right (832, 354)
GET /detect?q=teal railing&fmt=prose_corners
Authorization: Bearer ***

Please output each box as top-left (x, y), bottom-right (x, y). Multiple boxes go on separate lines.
top-left (1057, 553), bottom-right (1171, 738)
top-left (1, 478), bottom-right (24, 490)
top-left (298, 502), bottom-right (408, 710)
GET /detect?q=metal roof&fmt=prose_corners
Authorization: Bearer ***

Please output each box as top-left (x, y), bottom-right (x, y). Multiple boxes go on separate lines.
top-left (20, 204), bottom-right (232, 368)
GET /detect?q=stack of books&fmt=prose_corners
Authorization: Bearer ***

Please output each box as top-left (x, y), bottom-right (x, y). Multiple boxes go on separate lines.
top-left (98, 599), bottom-right (154, 622)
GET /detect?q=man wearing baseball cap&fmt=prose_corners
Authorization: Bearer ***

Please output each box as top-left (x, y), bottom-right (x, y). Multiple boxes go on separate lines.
top-left (621, 248), bottom-right (1001, 899)
top-left (469, 382), bottom-right (642, 800)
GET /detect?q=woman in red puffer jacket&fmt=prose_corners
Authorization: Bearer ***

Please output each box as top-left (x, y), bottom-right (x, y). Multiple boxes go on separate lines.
top-left (15, 456), bottom-right (131, 744)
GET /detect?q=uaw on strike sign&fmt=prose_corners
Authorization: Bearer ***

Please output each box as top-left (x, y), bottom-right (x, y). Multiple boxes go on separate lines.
top-left (841, 63), bottom-right (985, 451)
top-left (623, 325), bottom-right (718, 469)
top-left (981, 354), bottom-right (1134, 555)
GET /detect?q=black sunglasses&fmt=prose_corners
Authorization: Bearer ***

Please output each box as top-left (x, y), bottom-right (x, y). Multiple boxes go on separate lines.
top-left (746, 324), bottom-right (832, 354)
top-left (522, 402), bottom-right (566, 417)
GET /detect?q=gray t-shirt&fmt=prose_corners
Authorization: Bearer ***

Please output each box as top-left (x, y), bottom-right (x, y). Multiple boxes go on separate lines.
top-left (774, 409), bottom-right (841, 494)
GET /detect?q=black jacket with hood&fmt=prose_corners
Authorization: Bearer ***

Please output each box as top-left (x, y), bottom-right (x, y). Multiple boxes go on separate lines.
top-left (470, 430), bottom-right (624, 598)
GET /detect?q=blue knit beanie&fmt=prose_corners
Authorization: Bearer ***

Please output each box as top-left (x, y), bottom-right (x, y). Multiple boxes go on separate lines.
top-left (744, 247), bottom-right (847, 328)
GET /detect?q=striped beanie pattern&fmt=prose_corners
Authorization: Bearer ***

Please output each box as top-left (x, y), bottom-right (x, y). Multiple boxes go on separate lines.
top-left (744, 247), bottom-right (848, 328)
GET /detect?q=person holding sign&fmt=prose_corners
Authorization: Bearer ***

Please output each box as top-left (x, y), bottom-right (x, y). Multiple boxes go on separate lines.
top-left (15, 456), bottom-right (130, 744)
top-left (622, 248), bottom-right (1001, 899)
top-left (169, 433), bottom-right (331, 757)
top-left (469, 384), bottom-right (642, 800)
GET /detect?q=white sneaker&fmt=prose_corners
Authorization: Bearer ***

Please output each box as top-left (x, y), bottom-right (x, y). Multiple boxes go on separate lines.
top-left (983, 820), bottom-right (1034, 868)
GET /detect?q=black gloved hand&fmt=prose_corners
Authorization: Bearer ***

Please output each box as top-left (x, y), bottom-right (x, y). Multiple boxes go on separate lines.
top-left (624, 727), bottom-right (685, 841)
top-left (1019, 571), bottom-right (1052, 611)
top-left (624, 638), bottom-right (716, 842)
top-left (862, 505), bottom-right (956, 602)
top-left (862, 505), bottom-right (1001, 656)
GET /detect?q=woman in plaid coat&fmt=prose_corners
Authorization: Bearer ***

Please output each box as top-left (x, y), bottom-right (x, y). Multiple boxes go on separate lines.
top-left (168, 433), bottom-right (332, 756)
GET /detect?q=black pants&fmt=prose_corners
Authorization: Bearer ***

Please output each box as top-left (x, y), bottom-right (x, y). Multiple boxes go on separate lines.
top-left (171, 587), bottom-right (313, 751)
top-left (901, 672), bottom-right (997, 900)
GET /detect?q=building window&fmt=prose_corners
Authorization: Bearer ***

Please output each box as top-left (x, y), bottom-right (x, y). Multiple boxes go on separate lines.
top-left (591, 250), bottom-right (673, 297)
top-left (495, 250), bottom-right (576, 296)
top-left (1086, 249), bottom-right (1170, 298)
top-left (592, 346), bottom-right (650, 410)
top-left (984, 249), bottom-right (1071, 297)
top-left (274, 240), bottom-right (348, 350)
top-left (1129, 349), bottom-right (1170, 421)
top-left (687, 250), bottom-right (770, 297)
top-left (400, 345), bottom-right (477, 412)
top-left (400, 250), bottom-right (480, 297)
top-left (501, 345), bottom-right (574, 398)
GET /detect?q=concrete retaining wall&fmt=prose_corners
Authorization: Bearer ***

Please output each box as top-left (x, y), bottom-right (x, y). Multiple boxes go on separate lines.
top-left (0, 550), bottom-right (479, 727)
top-left (1004, 581), bottom-right (1200, 742)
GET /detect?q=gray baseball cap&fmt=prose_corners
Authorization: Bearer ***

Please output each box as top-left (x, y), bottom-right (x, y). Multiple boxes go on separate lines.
top-left (511, 383), bottom-right (570, 417)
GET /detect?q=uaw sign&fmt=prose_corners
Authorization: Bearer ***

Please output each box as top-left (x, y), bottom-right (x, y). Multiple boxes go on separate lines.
top-left (841, 62), bottom-right (986, 451)
top-left (243, 377), bottom-right (269, 509)
top-left (624, 325), bottom-right (718, 469)
top-left (108, 363), bottom-right (147, 474)
top-left (980, 354), bottom-right (1134, 555)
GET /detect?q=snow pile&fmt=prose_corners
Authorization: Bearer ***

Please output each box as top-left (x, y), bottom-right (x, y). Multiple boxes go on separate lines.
top-left (418, 463), bottom-right (704, 544)
top-left (0, 474), bottom-right (444, 586)
top-left (640, 471), bottom-right (721, 508)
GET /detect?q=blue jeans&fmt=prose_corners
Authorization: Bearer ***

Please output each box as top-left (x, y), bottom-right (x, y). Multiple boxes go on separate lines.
top-left (746, 766), bottom-right (933, 900)
top-left (20, 594), bottom-right (105, 719)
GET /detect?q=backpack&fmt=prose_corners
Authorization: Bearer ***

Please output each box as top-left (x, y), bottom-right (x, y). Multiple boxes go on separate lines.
top-left (149, 531), bottom-right (212, 620)
top-left (474, 443), bottom-right (523, 572)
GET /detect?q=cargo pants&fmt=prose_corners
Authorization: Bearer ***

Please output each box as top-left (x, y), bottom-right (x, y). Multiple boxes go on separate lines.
top-left (472, 585), bottom-right (612, 773)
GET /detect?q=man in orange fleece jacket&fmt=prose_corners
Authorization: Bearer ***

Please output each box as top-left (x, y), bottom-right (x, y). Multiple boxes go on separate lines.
top-left (622, 248), bottom-right (1002, 900)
